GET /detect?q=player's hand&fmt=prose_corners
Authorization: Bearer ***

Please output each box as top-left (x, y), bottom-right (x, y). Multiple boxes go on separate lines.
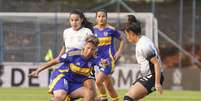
top-left (100, 59), bottom-right (109, 66)
top-left (28, 70), bottom-right (39, 78)
top-left (155, 83), bottom-right (163, 95)
top-left (114, 51), bottom-right (121, 61)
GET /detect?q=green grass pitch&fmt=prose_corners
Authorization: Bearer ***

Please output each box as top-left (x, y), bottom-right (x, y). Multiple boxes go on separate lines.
top-left (0, 88), bottom-right (201, 101)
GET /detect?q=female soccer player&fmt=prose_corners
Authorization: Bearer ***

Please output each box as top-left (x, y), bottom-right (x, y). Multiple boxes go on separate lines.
top-left (29, 35), bottom-right (100, 101)
top-left (94, 9), bottom-right (124, 101)
top-left (59, 9), bottom-right (94, 55)
top-left (58, 9), bottom-right (97, 100)
top-left (123, 15), bottom-right (164, 101)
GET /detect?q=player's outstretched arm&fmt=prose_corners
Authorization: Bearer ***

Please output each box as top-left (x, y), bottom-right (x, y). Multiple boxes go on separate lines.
top-left (58, 46), bottom-right (65, 57)
top-left (28, 59), bottom-right (60, 77)
top-left (114, 35), bottom-right (124, 61)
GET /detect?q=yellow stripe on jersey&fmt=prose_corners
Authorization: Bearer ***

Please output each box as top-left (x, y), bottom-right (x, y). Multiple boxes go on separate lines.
top-left (48, 74), bottom-right (65, 94)
top-left (69, 64), bottom-right (92, 76)
top-left (98, 37), bottom-right (112, 46)
top-left (109, 48), bottom-right (116, 72)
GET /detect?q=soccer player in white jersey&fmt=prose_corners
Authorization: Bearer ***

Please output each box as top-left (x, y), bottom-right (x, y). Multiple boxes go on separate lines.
top-left (123, 15), bottom-right (164, 101)
top-left (59, 9), bottom-right (94, 55)
top-left (57, 9), bottom-right (97, 101)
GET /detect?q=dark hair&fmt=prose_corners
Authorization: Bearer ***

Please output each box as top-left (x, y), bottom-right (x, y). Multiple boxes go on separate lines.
top-left (125, 22), bottom-right (141, 36)
top-left (70, 9), bottom-right (94, 33)
top-left (124, 15), bottom-right (141, 35)
top-left (85, 35), bottom-right (99, 47)
top-left (127, 15), bottom-right (138, 24)
top-left (95, 9), bottom-right (107, 18)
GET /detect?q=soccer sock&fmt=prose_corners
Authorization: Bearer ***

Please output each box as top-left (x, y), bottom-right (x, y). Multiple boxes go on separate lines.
top-left (64, 95), bottom-right (70, 101)
top-left (111, 96), bottom-right (119, 101)
top-left (49, 97), bottom-right (54, 101)
top-left (100, 93), bottom-right (108, 101)
top-left (123, 96), bottom-right (134, 101)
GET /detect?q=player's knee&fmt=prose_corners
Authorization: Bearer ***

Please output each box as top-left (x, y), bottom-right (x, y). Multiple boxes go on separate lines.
top-left (54, 92), bottom-right (66, 101)
top-left (88, 89), bottom-right (97, 98)
top-left (123, 95), bottom-right (135, 101)
top-left (105, 83), bottom-right (114, 91)
top-left (96, 80), bottom-right (102, 87)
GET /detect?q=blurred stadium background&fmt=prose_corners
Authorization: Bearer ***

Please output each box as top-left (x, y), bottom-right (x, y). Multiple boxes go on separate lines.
top-left (0, 0), bottom-right (201, 101)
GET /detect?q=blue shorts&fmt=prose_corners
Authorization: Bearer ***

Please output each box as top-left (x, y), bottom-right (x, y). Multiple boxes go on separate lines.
top-left (98, 58), bottom-right (115, 76)
top-left (48, 71), bottom-right (82, 95)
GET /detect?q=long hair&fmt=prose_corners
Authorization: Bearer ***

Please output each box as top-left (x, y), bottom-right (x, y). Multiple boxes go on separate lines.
top-left (70, 9), bottom-right (94, 33)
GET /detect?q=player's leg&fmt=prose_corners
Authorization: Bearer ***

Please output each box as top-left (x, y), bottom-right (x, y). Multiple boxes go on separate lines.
top-left (48, 72), bottom-right (69, 101)
top-left (124, 74), bottom-right (164, 101)
top-left (53, 90), bottom-right (68, 101)
top-left (70, 85), bottom-right (94, 101)
top-left (70, 86), bottom-right (85, 99)
top-left (104, 75), bottom-right (118, 101)
top-left (83, 79), bottom-right (97, 101)
top-left (123, 82), bottom-right (148, 101)
top-left (96, 71), bottom-right (108, 101)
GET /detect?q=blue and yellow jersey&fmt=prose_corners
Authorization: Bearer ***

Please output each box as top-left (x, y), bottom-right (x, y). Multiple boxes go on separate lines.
top-left (93, 26), bottom-right (121, 59)
top-left (57, 49), bottom-right (98, 83)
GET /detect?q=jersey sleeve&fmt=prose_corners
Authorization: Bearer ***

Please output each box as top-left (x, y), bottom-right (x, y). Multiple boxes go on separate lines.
top-left (112, 29), bottom-right (121, 40)
top-left (86, 28), bottom-right (94, 35)
top-left (58, 53), bottom-right (70, 62)
top-left (140, 46), bottom-right (156, 61)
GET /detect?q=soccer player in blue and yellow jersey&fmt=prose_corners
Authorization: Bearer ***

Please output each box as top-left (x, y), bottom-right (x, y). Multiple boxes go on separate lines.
top-left (94, 9), bottom-right (124, 101)
top-left (58, 9), bottom-right (97, 101)
top-left (29, 35), bottom-right (101, 101)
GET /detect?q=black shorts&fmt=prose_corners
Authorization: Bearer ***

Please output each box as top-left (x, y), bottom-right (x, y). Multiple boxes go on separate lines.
top-left (133, 73), bottom-right (164, 94)
top-left (88, 69), bottom-right (96, 80)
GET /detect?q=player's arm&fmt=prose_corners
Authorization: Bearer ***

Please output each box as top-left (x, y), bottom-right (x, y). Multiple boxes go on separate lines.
top-left (114, 34), bottom-right (124, 61)
top-left (58, 46), bottom-right (65, 57)
top-left (150, 57), bottom-right (162, 95)
top-left (29, 58), bottom-right (60, 77)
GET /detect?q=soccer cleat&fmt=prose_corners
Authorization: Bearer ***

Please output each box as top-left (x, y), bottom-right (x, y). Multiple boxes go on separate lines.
top-left (49, 97), bottom-right (54, 101)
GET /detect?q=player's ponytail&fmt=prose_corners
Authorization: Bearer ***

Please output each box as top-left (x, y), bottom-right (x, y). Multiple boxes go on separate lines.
top-left (127, 15), bottom-right (138, 24)
top-left (82, 16), bottom-right (94, 33)
top-left (124, 15), bottom-right (141, 36)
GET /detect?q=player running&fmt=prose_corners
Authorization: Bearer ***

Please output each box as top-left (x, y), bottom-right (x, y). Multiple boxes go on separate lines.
top-left (123, 15), bottom-right (164, 101)
top-left (94, 9), bottom-right (124, 101)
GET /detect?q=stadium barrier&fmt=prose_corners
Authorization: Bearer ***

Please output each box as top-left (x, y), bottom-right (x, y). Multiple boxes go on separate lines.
top-left (1, 62), bottom-right (200, 91)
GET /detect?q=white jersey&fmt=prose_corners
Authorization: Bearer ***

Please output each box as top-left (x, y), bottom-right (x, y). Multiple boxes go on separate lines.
top-left (135, 36), bottom-right (163, 76)
top-left (63, 27), bottom-right (93, 52)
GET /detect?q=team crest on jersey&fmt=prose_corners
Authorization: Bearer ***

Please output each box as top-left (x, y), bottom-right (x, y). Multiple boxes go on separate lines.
top-left (88, 62), bottom-right (92, 67)
top-left (76, 62), bottom-right (80, 66)
top-left (104, 32), bottom-right (109, 36)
